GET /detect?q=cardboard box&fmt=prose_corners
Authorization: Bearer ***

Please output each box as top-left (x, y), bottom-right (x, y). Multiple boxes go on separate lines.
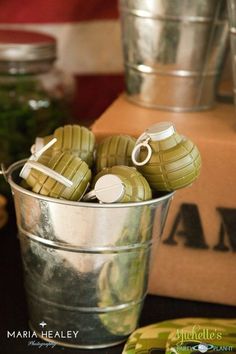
top-left (92, 95), bottom-right (236, 306)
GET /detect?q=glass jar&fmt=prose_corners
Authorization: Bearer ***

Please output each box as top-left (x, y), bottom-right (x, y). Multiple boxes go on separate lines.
top-left (0, 29), bottom-right (72, 170)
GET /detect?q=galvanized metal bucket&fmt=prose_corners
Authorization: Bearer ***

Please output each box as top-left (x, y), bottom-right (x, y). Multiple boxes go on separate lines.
top-left (5, 160), bottom-right (173, 349)
top-left (228, 0), bottom-right (236, 105)
top-left (119, 0), bottom-right (229, 111)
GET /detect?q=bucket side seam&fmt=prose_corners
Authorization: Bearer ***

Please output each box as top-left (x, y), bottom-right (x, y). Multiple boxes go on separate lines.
top-left (26, 289), bottom-right (147, 313)
top-left (120, 8), bottom-right (227, 24)
top-left (18, 226), bottom-right (153, 254)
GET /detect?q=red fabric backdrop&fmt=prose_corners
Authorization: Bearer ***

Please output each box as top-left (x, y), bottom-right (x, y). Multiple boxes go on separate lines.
top-left (0, 0), bottom-right (124, 125)
top-left (0, 0), bottom-right (119, 22)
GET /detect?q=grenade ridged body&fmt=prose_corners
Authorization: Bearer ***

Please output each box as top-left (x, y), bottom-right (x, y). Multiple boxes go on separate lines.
top-left (26, 152), bottom-right (91, 201)
top-left (138, 133), bottom-right (201, 191)
top-left (25, 154), bottom-right (51, 188)
top-left (93, 165), bottom-right (152, 202)
top-left (40, 125), bottom-right (95, 167)
top-left (96, 135), bottom-right (136, 172)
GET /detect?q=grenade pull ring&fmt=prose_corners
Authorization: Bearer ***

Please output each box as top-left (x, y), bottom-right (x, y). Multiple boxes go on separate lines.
top-left (33, 137), bottom-right (57, 159)
top-left (30, 137), bottom-right (47, 155)
top-left (20, 137), bottom-right (57, 180)
top-left (24, 161), bottom-right (73, 188)
top-left (83, 175), bottom-right (125, 203)
top-left (131, 136), bottom-right (152, 166)
top-left (20, 138), bottom-right (73, 188)
top-left (132, 122), bottom-right (176, 167)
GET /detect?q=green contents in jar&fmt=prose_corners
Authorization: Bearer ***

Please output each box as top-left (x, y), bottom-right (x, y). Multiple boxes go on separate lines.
top-left (0, 76), bottom-right (67, 165)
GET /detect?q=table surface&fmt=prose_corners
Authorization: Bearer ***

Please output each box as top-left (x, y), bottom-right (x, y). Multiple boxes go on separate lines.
top-left (92, 95), bottom-right (236, 143)
top-left (1, 202), bottom-right (236, 354)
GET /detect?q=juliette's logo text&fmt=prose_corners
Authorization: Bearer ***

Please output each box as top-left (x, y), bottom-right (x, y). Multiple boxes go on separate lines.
top-left (175, 325), bottom-right (222, 344)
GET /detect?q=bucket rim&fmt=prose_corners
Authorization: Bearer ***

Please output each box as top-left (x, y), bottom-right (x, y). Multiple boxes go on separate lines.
top-left (6, 159), bottom-right (175, 208)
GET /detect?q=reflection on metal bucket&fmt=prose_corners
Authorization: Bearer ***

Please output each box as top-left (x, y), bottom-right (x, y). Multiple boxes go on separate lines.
top-left (228, 0), bottom-right (236, 105)
top-left (7, 161), bottom-right (173, 349)
top-left (119, 0), bottom-right (228, 111)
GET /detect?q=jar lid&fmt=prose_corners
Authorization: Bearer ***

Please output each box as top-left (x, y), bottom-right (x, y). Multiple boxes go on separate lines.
top-left (0, 30), bottom-right (56, 62)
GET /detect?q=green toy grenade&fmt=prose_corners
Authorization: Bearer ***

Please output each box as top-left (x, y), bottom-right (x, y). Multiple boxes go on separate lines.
top-left (95, 135), bottom-right (136, 172)
top-left (20, 142), bottom-right (91, 201)
top-left (33, 124), bottom-right (95, 167)
top-left (132, 122), bottom-right (201, 192)
top-left (83, 165), bottom-right (152, 203)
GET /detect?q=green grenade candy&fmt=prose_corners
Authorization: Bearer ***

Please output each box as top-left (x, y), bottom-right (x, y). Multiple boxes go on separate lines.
top-left (20, 151), bottom-right (91, 201)
top-left (95, 135), bottom-right (136, 172)
top-left (84, 165), bottom-right (152, 203)
top-left (22, 153), bottom-right (51, 188)
top-left (132, 122), bottom-right (201, 192)
top-left (32, 134), bottom-right (54, 158)
top-left (33, 124), bottom-right (95, 167)
top-left (20, 137), bottom-right (57, 188)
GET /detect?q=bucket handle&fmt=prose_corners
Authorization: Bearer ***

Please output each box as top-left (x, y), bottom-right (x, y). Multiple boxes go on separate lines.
top-left (0, 163), bottom-right (10, 182)
top-left (0, 159), bottom-right (29, 182)
top-left (0, 137), bottom-right (73, 188)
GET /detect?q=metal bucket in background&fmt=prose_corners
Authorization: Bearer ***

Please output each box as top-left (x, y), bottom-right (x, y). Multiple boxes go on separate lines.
top-left (119, 0), bottom-right (229, 112)
top-left (7, 161), bottom-right (173, 349)
top-left (228, 0), bottom-right (236, 105)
